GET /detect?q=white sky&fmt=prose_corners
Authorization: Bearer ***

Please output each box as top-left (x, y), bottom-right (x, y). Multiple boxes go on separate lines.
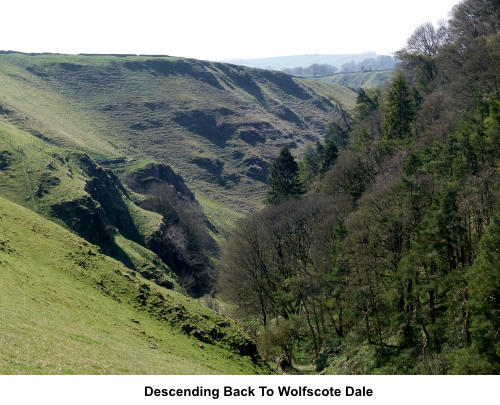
top-left (1, 0), bottom-right (460, 60)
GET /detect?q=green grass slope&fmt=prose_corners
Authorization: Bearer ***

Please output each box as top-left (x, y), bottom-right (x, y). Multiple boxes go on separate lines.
top-left (0, 196), bottom-right (268, 374)
top-left (0, 121), bottom-right (173, 278)
top-left (298, 80), bottom-right (358, 111)
top-left (0, 53), bottom-right (356, 217)
top-left (316, 69), bottom-right (394, 89)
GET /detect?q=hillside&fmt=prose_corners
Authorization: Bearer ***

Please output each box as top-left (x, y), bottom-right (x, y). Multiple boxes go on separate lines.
top-left (0, 53), bottom-right (357, 218)
top-left (0, 52), bottom-right (358, 292)
top-left (0, 196), bottom-right (269, 374)
top-left (0, 52), bottom-right (358, 373)
top-left (315, 69), bottom-right (394, 89)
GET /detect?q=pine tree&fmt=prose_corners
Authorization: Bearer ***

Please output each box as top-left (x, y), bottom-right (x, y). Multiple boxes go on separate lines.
top-left (319, 140), bottom-right (339, 176)
top-left (298, 143), bottom-right (320, 186)
top-left (354, 88), bottom-right (378, 122)
top-left (267, 146), bottom-right (304, 205)
top-left (383, 73), bottom-right (415, 140)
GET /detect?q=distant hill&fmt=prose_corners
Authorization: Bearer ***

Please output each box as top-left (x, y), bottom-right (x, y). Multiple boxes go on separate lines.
top-left (221, 53), bottom-right (394, 71)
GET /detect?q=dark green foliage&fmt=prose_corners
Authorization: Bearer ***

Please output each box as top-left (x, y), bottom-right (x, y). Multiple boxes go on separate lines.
top-left (267, 146), bottom-right (304, 205)
top-left (299, 140), bottom-right (339, 190)
top-left (412, 87), bottom-right (423, 109)
top-left (320, 150), bottom-right (372, 203)
top-left (383, 74), bottom-right (415, 140)
top-left (466, 218), bottom-right (500, 372)
top-left (326, 121), bottom-right (350, 149)
top-left (353, 88), bottom-right (379, 122)
top-left (298, 142), bottom-right (323, 187)
top-left (319, 140), bottom-right (339, 175)
top-left (219, 0), bottom-right (500, 374)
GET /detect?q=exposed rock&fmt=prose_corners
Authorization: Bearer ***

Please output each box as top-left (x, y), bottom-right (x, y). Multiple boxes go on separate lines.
top-left (125, 163), bottom-right (195, 201)
top-left (0, 151), bottom-right (14, 170)
top-left (50, 195), bottom-right (113, 245)
top-left (0, 104), bottom-right (13, 115)
top-left (191, 156), bottom-right (224, 175)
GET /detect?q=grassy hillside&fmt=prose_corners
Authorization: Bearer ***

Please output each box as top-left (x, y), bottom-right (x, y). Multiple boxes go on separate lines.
top-left (0, 53), bottom-right (358, 373)
top-left (0, 120), bottom-right (168, 273)
top-left (316, 69), bottom-right (394, 89)
top-left (0, 196), bottom-right (268, 374)
top-left (0, 53), bottom-right (356, 217)
top-left (298, 80), bottom-right (359, 111)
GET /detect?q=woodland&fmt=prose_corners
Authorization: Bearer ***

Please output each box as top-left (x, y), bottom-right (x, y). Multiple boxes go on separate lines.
top-left (218, 0), bottom-right (500, 374)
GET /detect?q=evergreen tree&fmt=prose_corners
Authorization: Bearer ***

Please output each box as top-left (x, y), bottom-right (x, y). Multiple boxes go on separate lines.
top-left (298, 143), bottom-right (321, 187)
top-left (326, 122), bottom-right (350, 149)
top-left (353, 88), bottom-right (378, 122)
top-left (383, 73), bottom-right (415, 140)
top-left (267, 146), bottom-right (304, 205)
top-left (319, 140), bottom-right (339, 175)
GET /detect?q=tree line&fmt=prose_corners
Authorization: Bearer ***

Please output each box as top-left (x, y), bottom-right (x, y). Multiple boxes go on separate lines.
top-left (218, 0), bottom-right (500, 374)
top-left (281, 56), bottom-right (396, 76)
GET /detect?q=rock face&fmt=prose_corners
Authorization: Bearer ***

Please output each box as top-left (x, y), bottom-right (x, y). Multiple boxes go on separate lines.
top-left (0, 150), bottom-right (13, 170)
top-left (43, 152), bottom-right (182, 292)
top-left (8, 145), bottom-right (210, 296)
top-left (125, 162), bottom-right (195, 201)
top-left (50, 194), bottom-right (113, 245)
top-left (125, 162), bottom-right (216, 296)
top-left (48, 152), bottom-right (140, 245)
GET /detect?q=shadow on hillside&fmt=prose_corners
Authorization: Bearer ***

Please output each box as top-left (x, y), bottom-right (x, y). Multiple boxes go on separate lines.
top-left (123, 59), bottom-right (225, 91)
top-left (256, 70), bottom-right (313, 101)
top-left (214, 63), bottom-right (267, 105)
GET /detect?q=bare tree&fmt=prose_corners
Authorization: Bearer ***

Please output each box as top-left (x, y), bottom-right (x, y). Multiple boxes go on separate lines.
top-left (407, 21), bottom-right (447, 57)
top-left (396, 21), bottom-right (447, 83)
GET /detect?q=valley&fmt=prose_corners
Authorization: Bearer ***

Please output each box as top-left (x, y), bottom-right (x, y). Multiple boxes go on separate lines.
top-left (0, 51), bottom-right (355, 374)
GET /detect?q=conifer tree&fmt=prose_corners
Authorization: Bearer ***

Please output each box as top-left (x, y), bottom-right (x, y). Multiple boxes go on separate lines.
top-left (267, 146), bottom-right (304, 205)
top-left (298, 143), bottom-right (321, 186)
top-left (354, 88), bottom-right (378, 122)
top-left (319, 140), bottom-right (339, 176)
top-left (383, 73), bottom-right (415, 140)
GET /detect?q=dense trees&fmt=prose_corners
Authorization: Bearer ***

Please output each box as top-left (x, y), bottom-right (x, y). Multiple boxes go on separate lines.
top-left (219, 195), bottom-right (348, 363)
top-left (218, 0), bottom-right (500, 374)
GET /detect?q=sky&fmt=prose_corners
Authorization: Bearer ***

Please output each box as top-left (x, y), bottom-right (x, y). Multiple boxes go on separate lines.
top-left (2, 0), bottom-right (460, 61)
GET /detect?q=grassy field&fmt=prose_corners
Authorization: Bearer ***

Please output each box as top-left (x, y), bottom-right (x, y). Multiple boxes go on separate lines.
top-left (0, 196), bottom-right (269, 374)
top-left (0, 119), bottom-right (162, 244)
